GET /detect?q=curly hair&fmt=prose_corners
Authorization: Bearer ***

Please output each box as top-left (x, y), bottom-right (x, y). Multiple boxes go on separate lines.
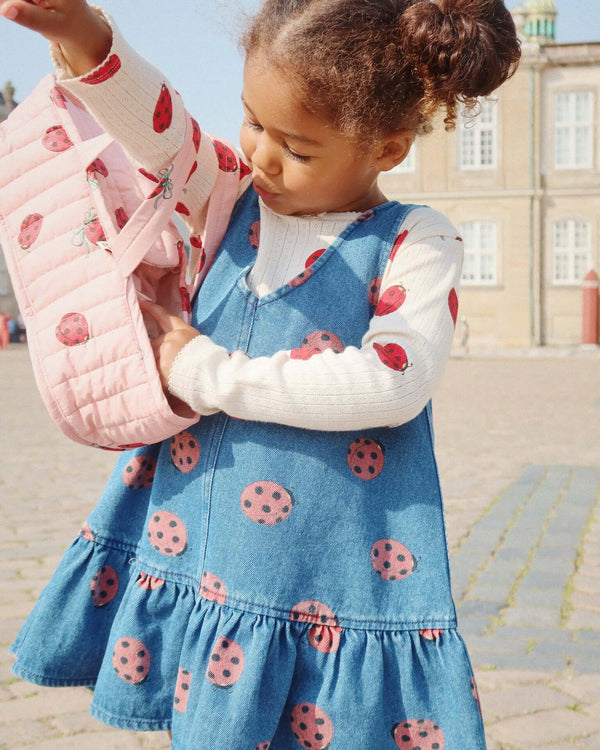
top-left (242, 0), bottom-right (521, 142)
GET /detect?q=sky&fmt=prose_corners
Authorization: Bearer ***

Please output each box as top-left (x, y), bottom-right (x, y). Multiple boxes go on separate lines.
top-left (0, 0), bottom-right (598, 145)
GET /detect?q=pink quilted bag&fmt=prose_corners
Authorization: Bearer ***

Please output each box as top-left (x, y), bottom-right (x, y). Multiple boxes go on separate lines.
top-left (0, 74), bottom-right (239, 449)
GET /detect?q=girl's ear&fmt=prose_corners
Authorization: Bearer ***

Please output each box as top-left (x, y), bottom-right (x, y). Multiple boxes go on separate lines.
top-left (376, 132), bottom-right (414, 172)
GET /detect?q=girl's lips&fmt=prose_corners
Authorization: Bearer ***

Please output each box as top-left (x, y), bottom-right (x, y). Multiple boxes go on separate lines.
top-left (252, 181), bottom-right (279, 200)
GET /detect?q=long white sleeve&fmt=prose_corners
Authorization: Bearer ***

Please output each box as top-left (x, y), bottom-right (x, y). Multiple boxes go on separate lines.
top-left (168, 207), bottom-right (463, 431)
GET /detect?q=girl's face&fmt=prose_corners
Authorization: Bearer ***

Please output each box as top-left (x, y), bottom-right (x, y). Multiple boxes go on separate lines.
top-left (240, 53), bottom-right (390, 216)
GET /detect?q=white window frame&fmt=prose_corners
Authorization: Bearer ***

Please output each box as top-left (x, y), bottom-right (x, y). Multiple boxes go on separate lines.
top-left (552, 219), bottom-right (591, 285)
top-left (554, 91), bottom-right (594, 170)
top-left (459, 221), bottom-right (498, 285)
top-left (459, 99), bottom-right (498, 171)
top-left (390, 142), bottom-right (416, 174)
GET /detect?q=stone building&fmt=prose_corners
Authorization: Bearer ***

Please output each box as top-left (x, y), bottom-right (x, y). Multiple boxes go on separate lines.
top-left (380, 0), bottom-right (600, 348)
top-left (0, 80), bottom-right (18, 317)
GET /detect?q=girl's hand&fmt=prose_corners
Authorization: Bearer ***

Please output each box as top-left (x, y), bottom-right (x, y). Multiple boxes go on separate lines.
top-left (0, 0), bottom-right (112, 76)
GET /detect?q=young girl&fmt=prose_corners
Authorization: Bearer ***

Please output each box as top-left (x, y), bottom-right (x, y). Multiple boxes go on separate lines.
top-left (1, 0), bottom-right (520, 747)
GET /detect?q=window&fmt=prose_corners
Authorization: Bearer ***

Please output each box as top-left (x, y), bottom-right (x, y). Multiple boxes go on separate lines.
top-left (554, 91), bottom-right (593, 169)
top-left (459, 99), bottom-right (497, 170)
top-left (552, 220), bottom-right (591, 284)
top-left (459, 221), bottom-right (498, 285)
top-left (390, 142), bottom-right (416, 173)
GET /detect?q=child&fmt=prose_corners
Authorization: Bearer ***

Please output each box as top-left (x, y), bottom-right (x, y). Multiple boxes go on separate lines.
top-left (0, 0), bottom-right (520, 747)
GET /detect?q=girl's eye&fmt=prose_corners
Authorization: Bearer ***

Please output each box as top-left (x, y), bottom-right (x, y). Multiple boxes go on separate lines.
top-left (285, 145), bottom-right (310, 163)
top-left (244, 118), bottom-right (263, 131)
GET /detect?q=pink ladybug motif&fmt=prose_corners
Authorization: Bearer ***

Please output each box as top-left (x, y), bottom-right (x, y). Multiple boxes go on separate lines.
top-left (90, 565), bottom-right (119, 607)
top-left (371, 539), bottom-right (416, 581)
top-left (248, 220), bottom-right (260, 250)
top-left (308, 623), bottom-right (341, 653)
top-left (290, 600), bottom-right (342, 653)
top-left (241, 480), bottom-right (294, 525)
top-left (199, 571), bottom-right (227, 605)
top-left (50, 86), bottom-right (68, 109)
top-left (56, 313), bottom-right (89, 346)
top-left (448, 288), bottom-right (459, 326)
top-left (390, 229), bottom-right (409, 262)
top-left (80, 54), bottom-right (121, 84)
top-left (191, 117), bottom-right (201, 152)
top-left (147, 511), bottom-right (188, 556)
top-left (305, 248), bottom-right (325, 268)
top-left (373, 342), bottom-right (410, 372)
top-left (86, 158), bottom-right (108, 186)
top-left (290, 703), bottom-right (334, 750)
top-left (41, 125), bottom-right (73, 152)
top-left (369, 276), bottom-right (382, 308)
top-left (347, 437), bottom-right (385, 480)
top-left (114, 206), bottom-right (129, 229)
top-left (206, 636), bottom-right (245, 688)
top-left (170, 430), bottom-right (200, 473)
top-left (375, 284), bottom-right (407, 316)
top-left (72, 209), bottom-right (107, 253)
top-left (137, 572), bottom-right (165, 590)
top-left (153, 83), bottom-right (173, 133)
top-left (419, 628), bottom-right (444, 640)
top-left (173, 667), bottom-right (192, 713)
top-left (80, 522), bottom-right (95, 541)
top-left (122, 455), bottom-right (157, 489)
top-left (112, 637), bottom-right (151, 684)
top-left (391, 718), bottom-right (445, 750)
top-left (85, 215), bottom-right (107, 246)
top-left (288, 267), bottom-right (313, 288)
top-left (290, 331), bottom-right (344, 360)
top-left (18, 213), bottom-right (43, 249)
top-left (212, 139), bottom-right (238, 173)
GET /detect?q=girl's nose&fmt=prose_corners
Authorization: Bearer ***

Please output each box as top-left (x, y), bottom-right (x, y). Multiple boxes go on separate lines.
top-left (251, 133), bottom-right (281, 176)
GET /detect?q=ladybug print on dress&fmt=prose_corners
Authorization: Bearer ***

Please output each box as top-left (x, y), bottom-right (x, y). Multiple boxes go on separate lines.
top-left (212, 139), bottom-right (238, 173)
top-left (373, 342), bottom-right (410, 372)
top-left (290, 601), bottom-right (342, 653)
top-left (239, 159), bottom-right (251, 180)
top-left (72, 210), bottom-right (107, 253)
top-left (56, 313), bottom-right (89, 346)
top-left (86, 158), bottom-right (108, 187)
top-left (288, 267), bottom-right (313, 288)
top-left (80, 54), bottom-right (121, 84)
top-left (290, 331), bottom-right (344, 360)
top-left (137, 571), bottom-right (166, 590)
top-left (112, 637), bottom-right (151, 684)
top-left (153, 84), bottom-right (173, 133)
top-left (190, 117), bottom-right (201, 152)
top-left (419, 629), bottom-right (444, 640)
top-left (50, 86), bottom-right (68, 109)
top-left (41, 125), bottom-right (73, 152)
top-left (80, 522), bottom-right (95, 542)
top-left (391, 719), bottom-right (445, 750)
top-left (374, 284), bottom-right (407, 316)
top-left (290, 703), bottom-right (334, 750)
top-left (199, 572), bottom-right (227, 605)
top-left (448, 288), bottom-right (459, 326)
top-left (241, 481), bottom-right (294, 525)
top-left (147, 511), bottom-right (188, 556)
top-left (18, 213), bottom-right (43, 250)
top-left (248, 220), bottom-right (260, 250)
top-left (206, 636), bottom-right (245, 688)
top-left (369, 276), bottom-right (382, 308)
top-left (90, 565), bottom-right (119, 607)
top-left (305, 248), bottom-right (325, 268)
top-left (122, 455), bottom-right (157, 489)
top-left (347, 437), bottom-right (385, 480)
top-left (170, 430), bottom-right (200, 473)
top-left (186, 160), bottom-right (198, 184)
top-left (174, 667), bottom-right (192, 713)
top-left (115, 206), bottom-right (129, 229)
top-left (371, 539), bottom-right (416, 581)
top-left (390, 229), bottom-right (408, 262)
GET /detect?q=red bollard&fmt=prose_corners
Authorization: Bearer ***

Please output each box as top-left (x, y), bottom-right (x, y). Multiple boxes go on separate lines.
top-left (582, 269), bottom-right (599, 346)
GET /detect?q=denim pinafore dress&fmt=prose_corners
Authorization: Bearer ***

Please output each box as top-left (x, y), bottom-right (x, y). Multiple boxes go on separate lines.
top-left (11, 188), bottom-right (486, 750)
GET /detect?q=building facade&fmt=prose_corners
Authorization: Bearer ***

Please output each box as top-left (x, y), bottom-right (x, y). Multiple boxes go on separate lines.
top-left (0, 80), bottom-right (18, 317)
top-left (380, 0), bottom-right (600, 348)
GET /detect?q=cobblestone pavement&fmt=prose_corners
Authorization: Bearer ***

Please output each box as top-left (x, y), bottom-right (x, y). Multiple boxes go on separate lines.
top-left (0, 344), bottom-right (598, 749)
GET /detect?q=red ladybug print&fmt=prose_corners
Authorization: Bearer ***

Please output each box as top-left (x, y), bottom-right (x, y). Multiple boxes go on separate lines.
top-left (180, 286), bottom-right (192, 317)
top-left (371, 539), bottom-right (416, 581)
top-left (390, 229), bottom-right (408, 262)
top-left (186, 160), bottom-right (198, 184)
top-left (174, 667), bottom-right (192, 713)
top-left (248, 220), bottom-right (260, 250)
top-left (90, 565), bottom-right (119, 607)
top-left (290, 331), bottom-right (344, 360)
top-left (369, 276), bottom-right (382, 308)
top-left (391, 719), bottom-right (445, 750)
top-left (18, 213), bottom-right (43, 249)
top-left (191, 117), bottom-right (201, 152)
top-left (147, 511), bottom-right (188, 556)
top-left (290, 703), bottom-right (334, 750)
top-left (206, 636), bottom-right (245, 688)
top-left (308, 623), bottom-right (341, 653)
top-left (199, 571), bottom-right (227, 605)
top-left (212, 139), bottom-right (238, 172)
top-left (375, 284), bottom-right (407, 316)
top-left (122, 455), bottom-right (156, 489)
top-left (153, 83), bottom-right (173, 133)
top-left (448, 288), bottom-right (459, 326)
top-left (419, 629), bottom-right (444, 640)
top-left (305, 248), bottom-right (325, 268)
top-left (176, 201), bottom-right (190, 216)
top-left (373, 342), bottom-right (410, 372)
top-left (80, 522), bottom-right (95, 541)
top-left (85, 215), bottom-right (106, 246)
top-left (56, 313), bottom-right (89, 346)
top-left (114, 206), bottom-right (129, 229)
top-left (347, 437), bottom-right (385, 480)
top-left (86, 158), bottom-right (108, 186)
top-left (80, 54), bottom-right (121, 84)
top-left (50, 86), bottom-right (68, 109)
top-left (291, 602), bottom-right (342, 654)
top-left (239, 160), bottom-right (251, 180)
top-left (112, 637), bottom-right (151, 684)
top-left (137, 571), bottom-right (165, 590)
top-left (41, 125), bottom-right (73, 152)
top-left (241, 480), bottom-right (294, 525)
top-left (170, 430), bottom-right (200, 473)
top-left (288, 268), bottom-right (313, 287)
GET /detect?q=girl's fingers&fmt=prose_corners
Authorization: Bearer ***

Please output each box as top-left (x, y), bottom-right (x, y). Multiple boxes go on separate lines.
top-left (139, 300), bottom-right (188, 333)
top-left (0, 0), bottom-right (65, 38)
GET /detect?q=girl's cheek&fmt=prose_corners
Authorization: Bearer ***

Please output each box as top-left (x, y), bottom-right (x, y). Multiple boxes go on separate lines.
top-left (239, 128), bottom-right (254, 170)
